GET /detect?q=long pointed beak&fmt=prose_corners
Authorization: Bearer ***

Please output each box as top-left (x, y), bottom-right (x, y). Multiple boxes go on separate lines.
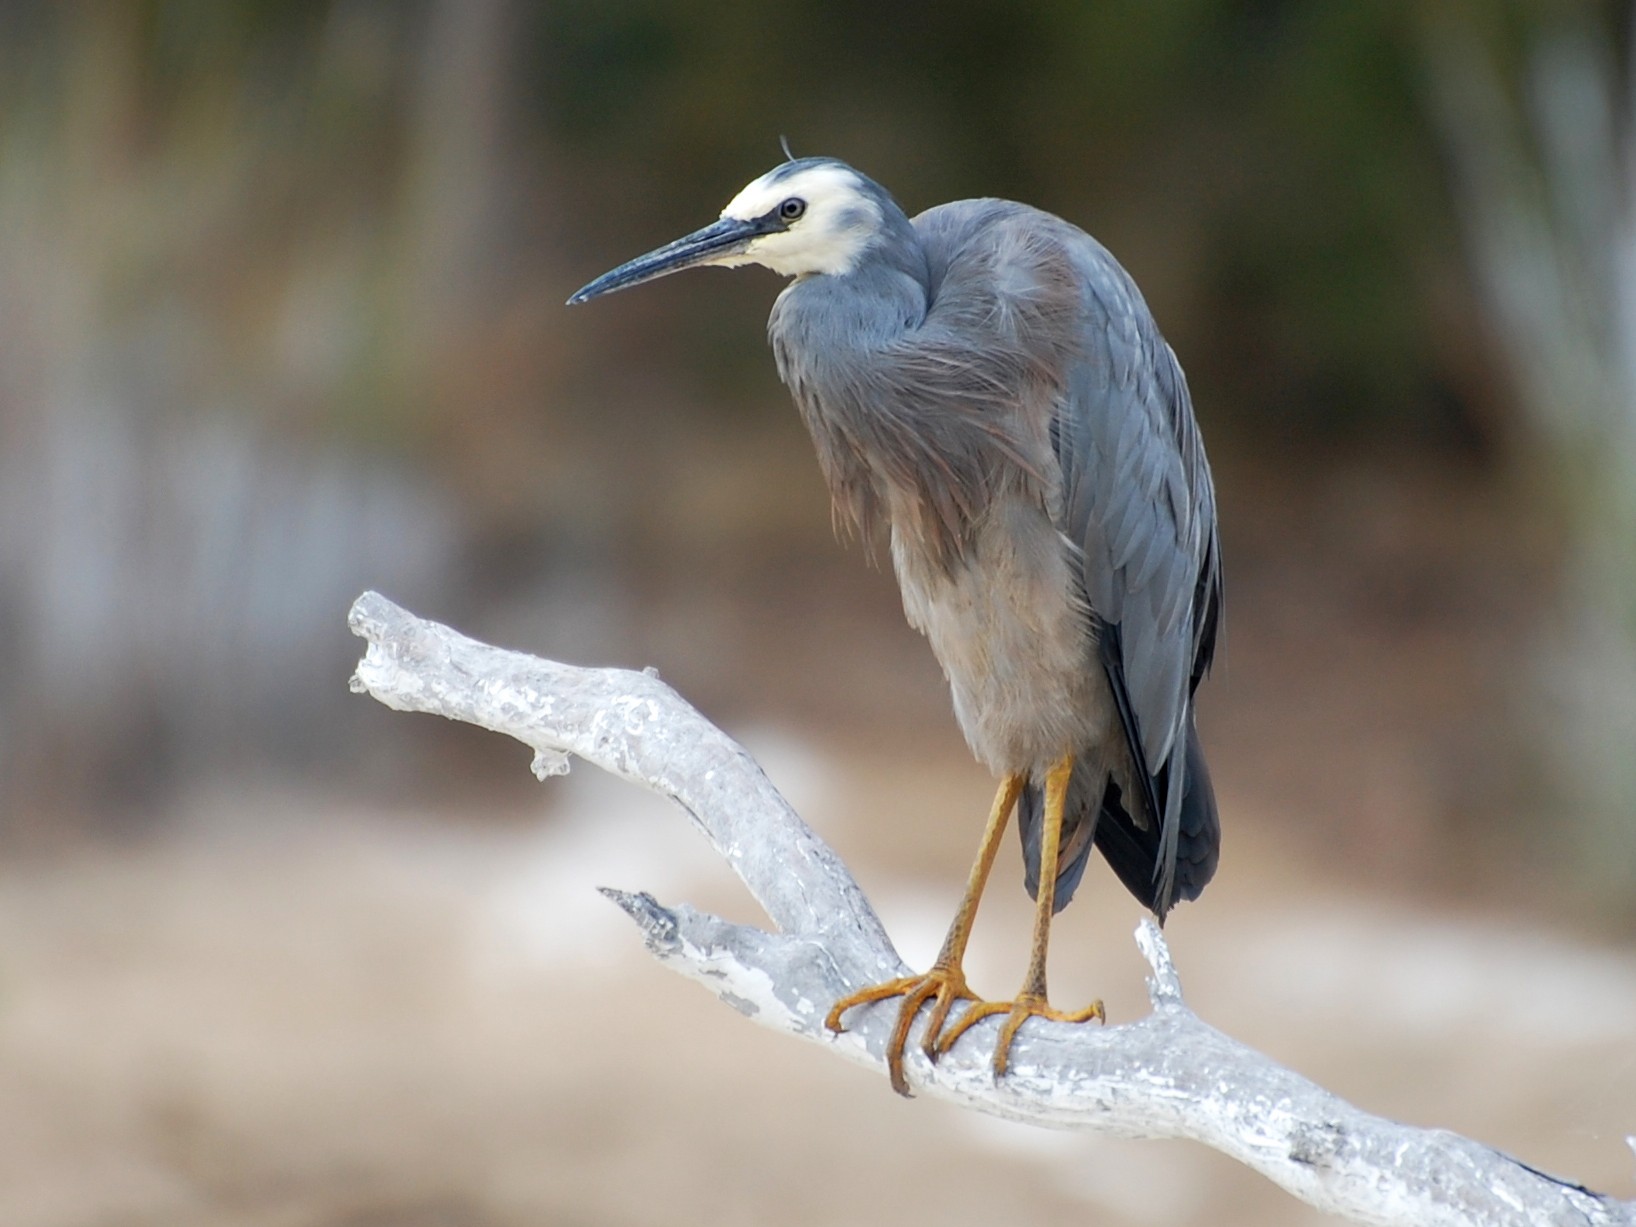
top-left (567, 215), bottom-right (772, 305)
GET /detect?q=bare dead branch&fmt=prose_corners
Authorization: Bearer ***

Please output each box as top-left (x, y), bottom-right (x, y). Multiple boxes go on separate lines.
top-left (348, 590), bottom-right (1634, 1227)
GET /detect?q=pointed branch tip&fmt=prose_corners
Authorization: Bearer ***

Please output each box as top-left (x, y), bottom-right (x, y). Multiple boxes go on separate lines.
top-left (599, 887), bottom-right (680, 950)
top-left (1135, 918), bottom-right (1185, 1007)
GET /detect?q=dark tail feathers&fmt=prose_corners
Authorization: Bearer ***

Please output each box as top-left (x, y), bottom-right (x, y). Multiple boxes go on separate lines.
top-left (1017, 725), bottom-right (1219, 921)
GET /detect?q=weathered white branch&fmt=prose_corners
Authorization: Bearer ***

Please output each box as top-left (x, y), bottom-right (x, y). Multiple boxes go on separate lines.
top-left (349, 591), bottom-right (1634, 1227)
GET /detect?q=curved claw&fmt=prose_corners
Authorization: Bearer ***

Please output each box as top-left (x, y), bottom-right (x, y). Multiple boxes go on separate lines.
top-left (936, 991), bottom-right (1106, 1076)
top-left (825, 965), bottom-right (982, 1096)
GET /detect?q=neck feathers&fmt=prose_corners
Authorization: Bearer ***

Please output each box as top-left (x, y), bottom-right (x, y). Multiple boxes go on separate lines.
top-left (769, 250), bottom-right (930, 550)
top-left (769, 210), bottom-right (1077, 571)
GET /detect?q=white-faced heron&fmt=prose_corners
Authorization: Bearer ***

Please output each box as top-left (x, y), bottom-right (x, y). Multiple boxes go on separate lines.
top-left (569, 155), bottom-right (1222, 1096)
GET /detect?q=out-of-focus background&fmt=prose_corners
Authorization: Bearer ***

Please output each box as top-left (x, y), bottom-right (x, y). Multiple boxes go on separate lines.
top-left (2, 3), bottom-right (1634, 1224)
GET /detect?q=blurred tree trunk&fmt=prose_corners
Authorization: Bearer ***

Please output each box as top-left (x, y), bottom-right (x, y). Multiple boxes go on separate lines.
top-left (400, 0), bottom-right (516, 380)
top-left (1423, 8), bottom-right (1636, 908)
top-left (0, 6), bottom-right (468, 820)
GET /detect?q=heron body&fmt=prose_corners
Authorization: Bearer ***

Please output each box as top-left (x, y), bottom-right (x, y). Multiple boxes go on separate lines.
top-left (570, 156), bottom-right (1221, 1094)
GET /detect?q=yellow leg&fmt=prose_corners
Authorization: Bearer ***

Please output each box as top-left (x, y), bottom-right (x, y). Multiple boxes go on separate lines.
top-left (934, 753), bottom-right (1105, 1074)
top-left (824, 773), bottom-right (1024, 1096)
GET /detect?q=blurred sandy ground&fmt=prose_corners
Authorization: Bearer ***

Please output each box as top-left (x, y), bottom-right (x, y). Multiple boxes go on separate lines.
top-left (1, 739), bottom-right (1632, 1227)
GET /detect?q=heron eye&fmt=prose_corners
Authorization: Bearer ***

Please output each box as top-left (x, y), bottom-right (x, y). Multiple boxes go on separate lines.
top-left (779, 197), bottom-right (806, 222)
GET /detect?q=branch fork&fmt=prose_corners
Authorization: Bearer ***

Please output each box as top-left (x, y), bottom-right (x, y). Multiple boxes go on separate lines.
top-left (349, 591), bottom-right (1633, 1227)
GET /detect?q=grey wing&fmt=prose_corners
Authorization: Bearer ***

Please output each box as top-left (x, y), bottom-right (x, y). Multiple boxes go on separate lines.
top-left (1054, 243), bottom-right (1221, 910)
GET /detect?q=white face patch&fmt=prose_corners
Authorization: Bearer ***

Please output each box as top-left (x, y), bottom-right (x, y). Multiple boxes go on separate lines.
top-left (717, 162), bottom-right (881, 278)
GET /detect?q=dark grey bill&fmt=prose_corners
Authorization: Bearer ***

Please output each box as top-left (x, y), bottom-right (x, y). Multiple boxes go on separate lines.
top-left (567, 215), bottom-right (776, 305)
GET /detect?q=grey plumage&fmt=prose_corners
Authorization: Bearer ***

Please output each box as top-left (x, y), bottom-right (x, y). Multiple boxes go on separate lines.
top-left (768, 183), bottom-right (1220, 918)
top-left (569, 155), bottom-right (1220, 925)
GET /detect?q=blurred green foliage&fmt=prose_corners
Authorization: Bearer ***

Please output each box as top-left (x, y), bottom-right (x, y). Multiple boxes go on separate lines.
top-left (13, 0), bottom-right (1610, 449)
top-left (10, 0), bottom-right (1623, 450)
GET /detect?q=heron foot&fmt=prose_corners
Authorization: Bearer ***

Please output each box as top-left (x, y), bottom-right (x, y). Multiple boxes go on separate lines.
top-left (934, 990), bottom-right (1106, 1078)
top-left (825, 969), bottom-right (1105, 1093)
top-left (824, 964), bottom-right (984, 1096)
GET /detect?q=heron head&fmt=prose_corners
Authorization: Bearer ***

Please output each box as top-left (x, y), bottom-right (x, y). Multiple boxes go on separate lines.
top-left (568, 158), bottom-right (884, 304)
